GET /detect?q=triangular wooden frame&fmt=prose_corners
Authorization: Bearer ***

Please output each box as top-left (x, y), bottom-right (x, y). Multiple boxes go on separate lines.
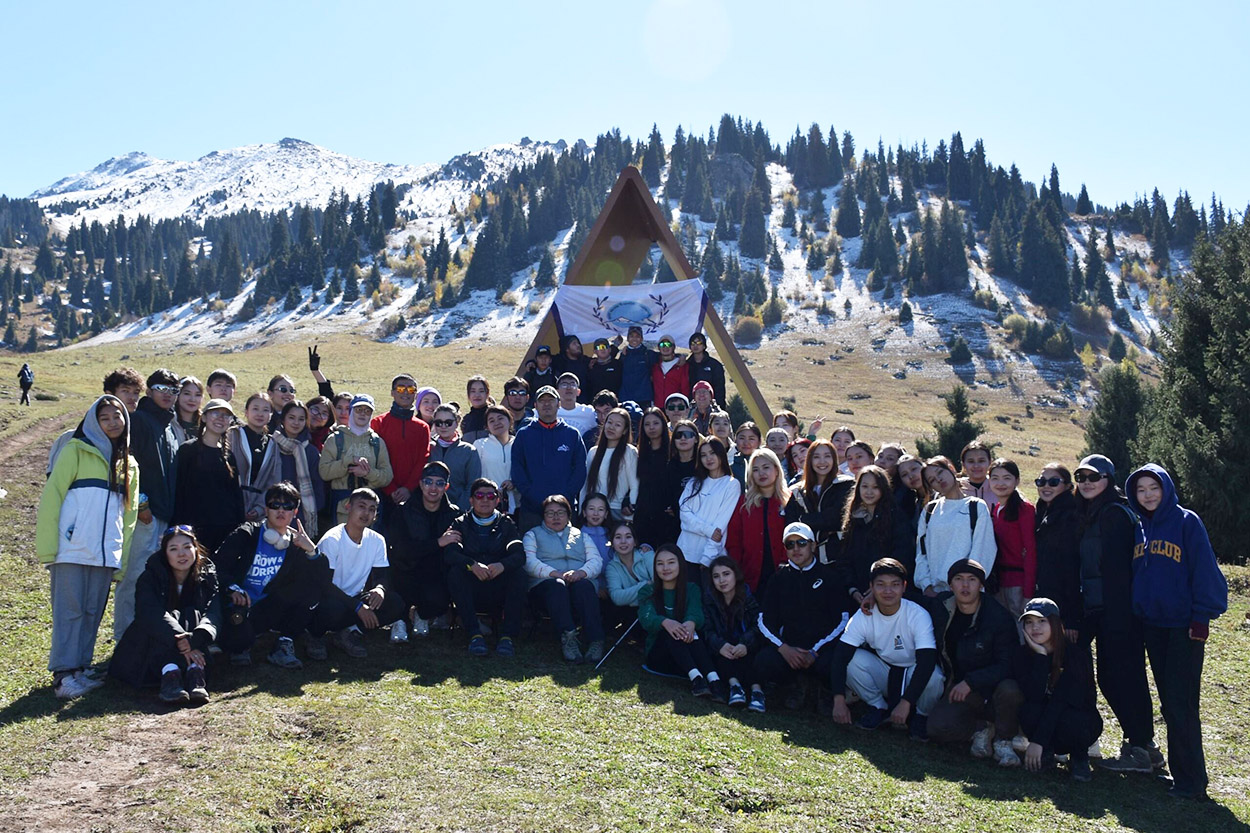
top-left (517, 166), bottom-right (774, 426)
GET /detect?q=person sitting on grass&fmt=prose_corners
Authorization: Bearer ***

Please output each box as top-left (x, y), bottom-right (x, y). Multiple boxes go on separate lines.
top-left (752, 522), bottom-right (848, 715)
top-left (443, 478), bottom-right (528, 657)
top-left (523, 494), bottom-right (605, 664)
top-left (637, 544), bottom-right (720, 699)
top-left (603, 519), bottom-right (655, 626)
top-left (926, 559), bottom-right (1025, 767)
top-left (1013, 598), bottom-right (1103, 782)
top-left (307, 488), bottom-right (406, 660)
top-left (214, 482), bottom-right (330, 670)
top-left (112, 525), bottom-right (218, 705)
top-left (704, 555), bottom-right (763, 710)
top-left (830, 558), bottom-right (944, 741)
top-left (393, 462), bottom-right (459, 637)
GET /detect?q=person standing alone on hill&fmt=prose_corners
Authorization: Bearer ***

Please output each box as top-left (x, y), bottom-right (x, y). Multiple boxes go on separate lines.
top-left (18, 363), bottom-right (33, 406)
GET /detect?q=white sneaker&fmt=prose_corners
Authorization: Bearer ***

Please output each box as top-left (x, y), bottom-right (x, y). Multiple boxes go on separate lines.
top-left (430, 614), bottom-right (452, 630)
top-left (75, 670), bottom-right (106, 692)
top-left (54, 673), bottom-right (90, 700)
top-left (993, 739), bottom-right (1022, 767)
top-left (1011, 734), bottom-right (1030, 755)
top-left (412, 616), bottom-right (431, 636)
top-left (390, 619), bottom-right (409, 643)
top-left (1088, 739), bottom-right (1103, 759)
top-left (970, 727), bottom-right (995, 759)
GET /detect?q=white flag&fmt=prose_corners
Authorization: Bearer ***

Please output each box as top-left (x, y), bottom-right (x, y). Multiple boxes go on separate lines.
top-left (551, 282), bottom-right (709, 344)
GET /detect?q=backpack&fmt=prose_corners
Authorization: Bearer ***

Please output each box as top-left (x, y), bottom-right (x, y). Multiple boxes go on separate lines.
top-left (333, 428), bottom-right (381, 462)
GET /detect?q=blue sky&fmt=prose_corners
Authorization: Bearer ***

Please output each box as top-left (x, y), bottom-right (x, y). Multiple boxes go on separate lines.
top-left (2, 0), bottom-right (1247, 211)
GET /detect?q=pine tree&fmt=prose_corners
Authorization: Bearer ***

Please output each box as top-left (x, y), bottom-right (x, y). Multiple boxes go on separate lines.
top-left (1151, 209), bottom-right (1171, 266)
top-left (1108, 331), bottom-right (1127, 363)
top-left (641, 124), bottom-right (665, 187)
top-left (24, 326), bottom-right (38, 353)
top-left (1083, 360), bottom-right (1143, 480)
top-left (915, 385), bottom-right (986, 461)
top-left (535, 246), bottom-right (556, 288)
top-left (834, 178), bottom-right (861, 238)
top-left (1075, 184), bottom-right (1093, 215)
top-left (3, 321), bottom-right (14, 345)
top-left (1104, 223), bottom-right (1117, 261)
top-left (738, 189), bottom-right (768, 260)
top-left (946, 132), bottom-right (971, 201)
top-left (987, 213), bottom-right (1012, 275)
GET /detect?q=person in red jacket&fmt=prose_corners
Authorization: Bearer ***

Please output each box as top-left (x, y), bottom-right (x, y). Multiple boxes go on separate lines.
top-left (369, 374), bottom-right (431, 524)
top-left (725, 449), bottom-right (792, 596)
top-left (988, 458), bottom-right (1036, 619)
top-left (650, 334), bottom-right (689, 407)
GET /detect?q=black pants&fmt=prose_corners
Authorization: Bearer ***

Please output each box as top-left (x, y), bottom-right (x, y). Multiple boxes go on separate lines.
top-left (753, 642), bottom-right (836, 688)
top-left (646, 631), bottom-right (714, 677)
top-left (713, 650), bottom-right (758, 688)
top-left (390, 552), bottom-right (451, 622)
top-left (1091, 621), bottom-right (1155, 748)
top-left (1145, 624), bottom-right (1208, 793)
top-left (927, 678), bottom-right (1025, 742)
top-left (445, 564), bottom-right (527, 639)
top-left (1020, 702), bottom-right (1103, 760)
top-left (530, 579), bottom-right (604, 641)
top-left (600, 599), bottom-right (639, 637)
top-left (19, 385), bottom-right (30, 406)
top-left (218, 593), bottom-right (318, 652)
top-left (309, 585), bottom-right (407, 636)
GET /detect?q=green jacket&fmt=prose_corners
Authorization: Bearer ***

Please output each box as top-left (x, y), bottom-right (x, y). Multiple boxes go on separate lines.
top-left (638, 581), bottom-right (704, 654)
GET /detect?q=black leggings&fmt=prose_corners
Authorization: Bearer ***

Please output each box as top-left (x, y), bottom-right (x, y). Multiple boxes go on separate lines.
top-left (713, 651), bottom-right (758, 688)
top-left (309, 586), bottom-right (407, 636)
top-left (218, 593), bottom-right (317, 652)
top-left (646, 631), bottom-right (714, 677)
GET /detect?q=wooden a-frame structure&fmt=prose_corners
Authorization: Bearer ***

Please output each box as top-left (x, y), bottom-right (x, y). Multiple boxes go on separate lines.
top-left (517, 166), bottom-right (773, 425)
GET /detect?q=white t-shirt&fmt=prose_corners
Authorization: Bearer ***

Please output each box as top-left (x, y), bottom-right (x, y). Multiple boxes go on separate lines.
top-left (318, 524), bottom-right (389, 596)
top-left (557, 403), bottom-right (598, 436)
top-left (839, 598), bottom-right (935, 668)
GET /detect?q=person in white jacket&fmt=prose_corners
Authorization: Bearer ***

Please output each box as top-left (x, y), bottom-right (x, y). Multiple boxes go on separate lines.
top-left (473, 406), bottom-right (517, 514)
top-left (523, 495), bottom-right (605, 663)
top-left (676, 437), bottom-right (742, 581)
top-left (914, 456), bottom-right (996, 596)
top-left (581, 408), bottom-right (638, 519)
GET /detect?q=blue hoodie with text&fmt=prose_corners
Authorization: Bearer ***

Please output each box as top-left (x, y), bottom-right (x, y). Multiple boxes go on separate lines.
top-left (1126, 464), bottom-right (1228, 629)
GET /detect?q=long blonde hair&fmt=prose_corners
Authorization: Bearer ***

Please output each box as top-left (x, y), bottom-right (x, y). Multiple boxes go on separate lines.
top-left (743, 448), bottom-right (791, 511)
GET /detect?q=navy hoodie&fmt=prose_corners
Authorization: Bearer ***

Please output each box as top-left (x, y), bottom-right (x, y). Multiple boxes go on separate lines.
top-left (510, 417), bottom-right (588, 514)
top-left (1126, 464), bottom-right (1228, 629)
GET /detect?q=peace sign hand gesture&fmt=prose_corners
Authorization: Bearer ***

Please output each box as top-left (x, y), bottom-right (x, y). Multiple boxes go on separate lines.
top-left (292, 519), bottom-right (316, 555)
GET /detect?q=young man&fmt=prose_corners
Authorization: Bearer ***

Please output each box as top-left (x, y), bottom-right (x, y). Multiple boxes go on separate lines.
top-left (511, 386), bottom-right (588, 532)
top-left (523, 345), bottom-right (556, 407)
top-left (394, 461), bottom-right (459, 636)
top-left (730, 422), bottom-right (762, 485)
top-left (308, 489), bottom-right (406, 659)
top-left (116, 368), bottom-right (181, 639)
top-left (585, 337), bottom-right (622, 399)
top-left (553, 373), bottom-right (597, 436)
top-left (926, 559), bottom-right (1024, 766)
top-left (47, 367), bottom-right (144, 476)
top-left (369, 375), bottom-right (430, 518)
top-left (690, 381), bottom-right (717, 435)
top-left (685, 332), bottom-right (725, 406)
top-left (619, 326), bottom-right (659, 409)
top-left (319, 394), bottom-right (394, 524)
top-left (214, 482), bottom-right (331, 669)
top-left (650, 333), bottom-right (689, 407)
top-left (830, 558), bottom-right (944, 741)
top-left (663, 393), bottom-right (690, 430)
top-left (501, 376), bottom-right (533, 432)
top-left (582, 389), bottom-right (619, 449)
top-left (206, 369), bottom-right (238, 403)
top-left (752, 522), bottom-right (850, 714)
top-left (443, 478), bottom-right (528, 657)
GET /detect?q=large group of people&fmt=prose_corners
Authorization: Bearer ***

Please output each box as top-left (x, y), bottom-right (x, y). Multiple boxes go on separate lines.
top-left (34, 331), bottom-right (1229, 800)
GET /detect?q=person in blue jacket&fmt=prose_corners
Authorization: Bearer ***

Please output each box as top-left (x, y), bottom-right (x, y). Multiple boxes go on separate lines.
top-left (510, 386), bottom-right (588, 533)
top-left (1126, 464), bottom-right (1228, 800)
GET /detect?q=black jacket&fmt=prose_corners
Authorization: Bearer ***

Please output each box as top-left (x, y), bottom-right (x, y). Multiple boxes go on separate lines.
top-left (443, 511), bottom-right (524, 571)
top-left (552, 353), bottom-right (594, 403)
top-left (702, 586), bottom-right (761, 654)
top-left (686, 353), bottom-right (726, 406)
top-left (757, 561), bottom-right (846, 652)
top-left (1076, 490), bottom-right (1142, 631)
top-left (833, 506), bottom-right (916, 607)
top-left (785, 476), bottom-right (854, 562)
top-left (585, 356), bottom-right (623, 398)
top-left (931, 592), bottom-right (1017, 700)
top-left (130, 395), bottom-right (179, 519)
top-left (397, 494), bottom-right (462, 569)
top-left (172, 439), bottom-right (245, 549)
top-left (112, 551), bottom-right (219, 687)
top-left (1012, 640), bottom-right (1102, 751)
top-left (212, 521), bottom-right (330, 606)
top-left (1034, 490), bottom-right (1083, 632)
top-left (633, 447), bottom-right (675, 547)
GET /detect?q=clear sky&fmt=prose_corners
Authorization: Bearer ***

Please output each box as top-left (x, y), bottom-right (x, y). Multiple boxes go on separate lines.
top-left (2, 0), bottom-right (1246, 212)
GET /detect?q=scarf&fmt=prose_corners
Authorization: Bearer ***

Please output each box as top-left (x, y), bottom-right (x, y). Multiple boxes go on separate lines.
top-left (271, 431), bottom-right (318, 538)
top-left (228, 424), bottom-right (281, 520)
top-left (390, 402), bottom-right (415, 420)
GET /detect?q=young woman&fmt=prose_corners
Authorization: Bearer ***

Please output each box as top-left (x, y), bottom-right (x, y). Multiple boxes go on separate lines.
top-left (1014, 599), bottom-right (1103, 782)
top-left (874, 442), bottom-right (905, 481)
top-left (112, 526), bottom-right (218, 704)
top-left (583, 408), bottom-right (639, 520)
top-left (703, 555), bottom-right (762, 707)
top-left (414, 387), bottom-right (442, 425)
top-left (988, 458), bottom-right (1037, 618)
top-left (632, 408), bottom-right (673, 547)
top-left (306, 395), bottom-right (335, 451)
top-left (1126, 464), bottom-right (1228, 799)
top-left (772, 410), bottom-right (801, 442)
top-left (637, 544), bottom-right (719, 697)
top-left (266, 374), bottom-right (299, 432)
top-left (229, 393), bottom-right (281, 522)
top-left (580, 493), bottom-right (613, 592)
top-left (725, 449), bottom-right (791, 595)
top-left (676, 437), bottom-right (742, 579)
top-left (332, 392), bottom-right (355, 427)
top-left (173, 399), bottom-right (245, 553)
top-left (784, 438), bottom-right (811, 486)
top-left (427, 404), bottom-right (483, 508)
top-left (708, 411), bottom-right (734, 460)
top-left (835, 465), bottom-right (914, 611)
top-left (459, 375), bottom-right (493, 442)
top-left (959, 440), bottom-right (994, 504)
top-left (1032, 464), bottom-right (1083, 639)
top-left (914, 456), bottom-right (996, 596)
top-left (843, 440), bottom-right (875, 479)
top-left (786, 439), bottom-right (852, 566)
top-left (764, 427), bottom-right (791, 471)
top-left (272, 400), bottom-right (325, 539)
top-left (893, 453), bottom-right (928, 555)
top-left (171, 376), bottom-right (203, 445)
top-left (604, 520), bottom-right (655, 616)
top-left (36, 395), bottom-right (139, 699)
top-left (473, 406), bottom-right (517, 514)
top-left (830, 426), bottom-right (856, 473)
top-left (664, 418), bottom-right (700, 539)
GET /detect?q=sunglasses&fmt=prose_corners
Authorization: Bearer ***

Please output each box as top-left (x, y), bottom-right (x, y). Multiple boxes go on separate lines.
top-left (673, 431), bottom-right (697, 440)
top-left (658, 341), bottom-right (674, 348)
top-left (472, 491), bottom-right (499, 501)
top-left (784, 539), bottom-right (811, 550)
top-left (394, 385), bottom-right (418, 394)
top-left (1034, 476), bottom-right (1065, 488)
top-left (273, 386), bottom-right (297, 395)
top-left (150, 384), bottom-right (177, 394)
top-left (421, 477), bottom-right (448, 488)
top-left (1074, 471), bottom-right (1107, 483)
top-left (165, 524), bottom-right (195, 536)
top-left (666, 403), bottom-right (688, 411)
top-left (505, 389), bottom-right (528, 397)
top-left (433, 419), bottom-right (456, 428)
top-left (266, 500), bottom-right (299, 511)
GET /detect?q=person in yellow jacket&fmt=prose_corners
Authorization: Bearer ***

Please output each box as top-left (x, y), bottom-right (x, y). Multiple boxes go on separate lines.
top-left (36, 395), bottom-right (140, 699)
top-left (318, 394), bottom-right (393, 524)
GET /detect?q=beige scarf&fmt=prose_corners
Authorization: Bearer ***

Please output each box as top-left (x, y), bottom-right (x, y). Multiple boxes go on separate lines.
top-left (270, 431), bottom-right (318, 538)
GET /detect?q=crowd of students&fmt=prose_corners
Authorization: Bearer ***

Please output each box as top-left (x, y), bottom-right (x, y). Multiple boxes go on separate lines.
top-left (34, 329), bottom-right (1229, 800)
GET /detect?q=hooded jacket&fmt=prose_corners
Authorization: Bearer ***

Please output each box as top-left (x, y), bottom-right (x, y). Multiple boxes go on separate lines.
top-left (129, 395), bottom-right (179, 520)
top-left (511, 417), bottom-right (587, 514)
top-left (1126, 464), bottom-right (1228, 629)
top-left (36, 395), bottom-right (140, 573)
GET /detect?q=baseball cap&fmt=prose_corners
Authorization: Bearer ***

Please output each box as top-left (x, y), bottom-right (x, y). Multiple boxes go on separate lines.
top-left (350, 394), bottom-right (376, 412)
top-left (1020, 598), bottom-right (1061, 620)
top-left (782, 521), bottom-right (815, 542)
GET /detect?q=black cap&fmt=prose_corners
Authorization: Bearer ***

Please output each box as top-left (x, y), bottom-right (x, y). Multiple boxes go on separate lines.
top-left (1020, 597), bottom-right (1061, 621)
top-left (947, 558), bottom-right (987, 585)
top-left (535, 345), bottom-right (552, 356)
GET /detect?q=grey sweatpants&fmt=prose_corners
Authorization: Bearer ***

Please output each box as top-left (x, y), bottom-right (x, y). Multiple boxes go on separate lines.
top-left (114, 515), bottom-right (163, 640)
top-left (48, 562), bottom-right (114, 675)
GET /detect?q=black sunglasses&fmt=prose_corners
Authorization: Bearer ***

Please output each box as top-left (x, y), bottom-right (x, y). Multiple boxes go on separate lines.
top-left (673, 431), bottom-right (697, 440)
top-left (666, 403), bottom-right (688, 411)
top-left (1074, 471), bottom-right (1107, 483)
top-left (784, 539), bottom-right (811, 550)
top-left (1034, 476), bottom-right (1065, 488)
top-left (433, 419), bottom-right (456, 428)
top-left (266, 500), bottom-right (299, 511)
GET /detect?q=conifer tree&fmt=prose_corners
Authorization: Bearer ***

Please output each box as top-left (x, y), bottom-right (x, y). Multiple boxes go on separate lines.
top-left (535, 246), bottom-right (556, 288)
top-left (1104, 223), bottom-right (1116, 261)
top-left (915, 385), bottom-right (985, 461)
top-left (834, 178), bottom-right (861, 238)
top-left (1108, 331), bottom-right (1127, 363)
top-left (987, 213), bottom-right (1012, 275)
top-left (738, 189), bottom-right (768, 259)
top-left (1075, 184), bottom-right (1093, 215)
top-left (641, 124), bottom-right (665, 187)
top-left (1083, 360), bottom-right (1143, 481)
top-left (1150, 210), bottom-right (1171, 266)
top-left (2, 320), bottom-right (13, 346)
top-left (946, 132), bottom-right (971, 201)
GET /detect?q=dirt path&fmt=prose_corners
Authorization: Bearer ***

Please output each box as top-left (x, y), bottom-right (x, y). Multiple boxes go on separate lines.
top-left (0, 414), bottom-right (72, 462)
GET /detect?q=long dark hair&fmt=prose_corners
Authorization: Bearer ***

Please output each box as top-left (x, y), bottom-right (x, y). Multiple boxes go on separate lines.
top-left (159, 525), bottom-right (209, 607)
top-left (990, 458), bottom-right (1023, 521)
top-left (682, 436), bottom-right (730, 505)
top-left (708, 554), bottom-right (747, 619)
top-left (840, 465), bottom-right (894, 549)
top-left (651, 543), bottom-right (690, 621)
top-left (638, 407), bottom-right (670, 466)
top-left (1041, 613), bottom-right (1067, 690)
top-left (586, 408), bottom-right (631, 502)
top-left (801, 439), bottom-right (838, 493)
top-left (98, 397), bottom-right (132, 508)
top-left (668, 418), bottom-right (700, 462)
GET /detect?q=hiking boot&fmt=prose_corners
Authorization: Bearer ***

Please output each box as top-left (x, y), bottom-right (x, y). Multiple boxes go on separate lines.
top-left (560, 629), bottom-right (583, 664)
top-left (468, 635), bottom-right (488, 657)
top-left (908, 713), bottom-right (929, 742)
top-left (267, 636), bottom-right (303, 669)
top-left (970, 726), bottom-right (995, 759)
top-left (1097, 743), bottom-right (1152, 774)
top-left (229, 650), bottom-right (252, 667)
top-left (412, 616), bottom-right (431, 637)
top-left (335, 627), bottom-right (368, 659)
top-left (185, 666), bottom-right (209, 704)
top-left (53, 672), bottom-right (90, 700)
top-left (159, 670), bottom-right (190, 704)
top-left (495, 636), bottom-right (515, 657)
top-left (304, 634), bottom-right (328, 661)
top-left (1071, 756), bottom-right (1092, 782)
top-left (690, 674), bottom-right (711, 698)
top-left (709, 678), bottom-right (729, 703)
top-left (1144, 741), bottom-right (1166, 769)
top-left (389, 619), bottom-right (409, 644)
top-left (728, 684), bottom-right (747, 708)
top-left (584, 640), bottom-right (605, 664)
top-left (748, 690), bottom-right (766, 714)
top-left (856, 707), bottom-right (889, 730)
top-left (993, 739), bottom-right (1022, 767)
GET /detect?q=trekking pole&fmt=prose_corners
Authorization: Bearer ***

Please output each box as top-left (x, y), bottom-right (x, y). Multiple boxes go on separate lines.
top-left (594, 619), bottom-right (639, 671)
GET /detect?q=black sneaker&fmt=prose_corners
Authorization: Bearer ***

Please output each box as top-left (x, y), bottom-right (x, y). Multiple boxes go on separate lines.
top-left (159, 670), bottom-right (190, 704)
top-left (728, 684), bottom-right (747, 708)
top-left (1071, 756), bottom-right (1092, 782)
top-left (856, 707), bottom-right (889, 730)
top-left (690, 675), bottom-right (711, 698)
top-left (908, 713), bottom-right (929, 742)
top-left (709, 678), bottom-right (729, 703)
top-left (185, 666), bottom-right (209, 704)
top-left (748, 690), bottom-right (766, 713)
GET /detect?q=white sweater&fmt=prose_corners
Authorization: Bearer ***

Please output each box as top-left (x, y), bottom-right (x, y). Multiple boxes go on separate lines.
top-left (581, 444), bottom-right (639, 516)
top-left (473, 435), bottom-right (517, 513)
top-left (914, 496), bottom-right (997, 592)
top-left (676, 474), bottom-right (742, 567)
